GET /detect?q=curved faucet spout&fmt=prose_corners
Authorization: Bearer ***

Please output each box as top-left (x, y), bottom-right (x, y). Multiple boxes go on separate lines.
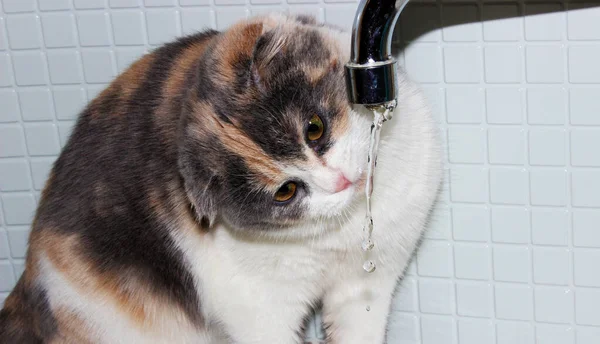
top-left (345, 0), bottom-right (411, 107)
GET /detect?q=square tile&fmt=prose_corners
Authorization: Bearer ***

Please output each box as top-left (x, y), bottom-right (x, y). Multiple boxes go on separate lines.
top-left (528, 129), bottom-right (566, 166)
top-left (570, 88), bottom-right (600, 125)
top-left (446, 88), bottom-right (484, 123)
top-left (6, 15), bottom-right (41, 50)
top-left (568, 4), bottom-right (600, 40)
top-left (0, 262), bottom-right (16, 292)
top-left (0, 53), bottom-right (12, 87)
top-left (419, 279), bottom-right (455, 315)
top-left (6, 226), bottom-right (29, 258)
top-left (483, 3), bottom-right (520, 42)
top-left (392, 277), bottom-right (418, 312)
top-left (533, 248), bottom-right (570, 286)
top-left (576, 288), bottom-right (600, 326)
top-left (81, 50), bottom-right (116, 84)
top-left (41, 13), bottom-right (76, 48)
top-left (454, 243), bottom-right (490, 280)
top-left (530, 169), bottom-right (567, 206)
top-left (490, 168), bottom-right (528, 205)
top-left (404, 45), bottom-right (442, 83)
top-left (491, 207), bottom-right (530, 244)
top-left (112, 11), bottom-right (146, 46)
top-left (486, 88), bottom-right (523, 124)
top-left (421, 316), bottom-right (455, 344)
top-left (444, 46), bottom-right (480, 83)
top-left (215, 8), bottom-right (249, 30)
top-left (19, 88), bottom-right (54, 121)
top-left (458, 318), bottom-right (495, 344)
top-left (0, 18), bottom-right (5, 51)
top-left (493, 246), bottom-right (531, 282)
top-left (47, 51), bottom-right (83, 85)
top-left (536, 325), bottom-right (574, 344)
top-left (484, 46), bottom-right (522, 84)
top-left (2, 0), bottom-right (36, 12)
top-left (571, 129), bottom-right (600, 167)
top-left (179, 0), bottom-right (210, 3)
top-left (527, 88), bottom-right (566, 125)
top-left (24, 123), bottom-right (60, 156)
top-left (488, 128), bottom-right (525, 165)
top-left (323, 6), bottom-right (356, 32)
top-left (12, 52), bottom-right (47, 86)
top-left (526, 46), bottom-right (564, 84)
top-left (572, 170), bottom-right (600, 207)
top-left (53, 88), bottom-right (86, 120)
top-left (495, 284), bottom-right (534, 320)
top-left (531, 209), bottom-right (568, 246)
top-left (452, 206), bottom-right (490, 242)
top-left (0, 125), bottom-right (26, 158)
top-left (77, 12), bottom-right (111, 47)
top-left (0, 160), bottom-right (31, 191)
top-left (73, 0), bottom-right (105, 9)
top-left (578, 326), bottom-right (600, 344)
top-left (181, 8), bottom-right (215, 34)
top-left (145, 0), bottom-right (175, 5)
top-left (109, 0), bottom-right (141, 7)
top-left (573, 210), bottom-right (600, 248)
top-left (0, 232), bottom-right (9, 259)
top-left (450, 166), bottom-right (488, 203)
top-left (1, 193), bottom-right (36, 225)
top-left (38, 0), bottom-right (71, 11)
top-left (447, 127), bottom-right (485, 164)
top-left (146, 10), bottom-right (181, 45)
top-left (574, 250), bottom-right (600, 287)
top-left (29, 158), bottom-right (55, 190)
top-left (442, 4), bottom-right (480, 42)
top-left (400, 4), bottom-right (441, 43)
top-left (456, 282), bottom-right (493, 317)
top-left (524, 3), bottom-right (564, 41)
top-left (0, 90), bottom-right (19, 123)
top-left (417, 240), bottom-right (452, 277)
top-left (569, 46), bottom-right (600, 83)
top-left (496, 321), bottom-right (534, 344)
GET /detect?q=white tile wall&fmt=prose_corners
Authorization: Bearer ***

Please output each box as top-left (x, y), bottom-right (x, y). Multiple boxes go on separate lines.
top-left (1, 0), bottom-right (600, 343)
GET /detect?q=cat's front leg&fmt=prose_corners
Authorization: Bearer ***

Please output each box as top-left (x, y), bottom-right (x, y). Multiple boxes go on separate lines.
top-left (321, 275), bottom-right (398, 344)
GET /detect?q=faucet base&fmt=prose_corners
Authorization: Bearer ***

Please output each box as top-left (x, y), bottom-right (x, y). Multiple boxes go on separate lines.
top-left (344, 60), bottom-right (398, 106)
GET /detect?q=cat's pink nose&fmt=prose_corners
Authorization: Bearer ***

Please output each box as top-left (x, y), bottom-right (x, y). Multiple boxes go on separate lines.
top-left (334, 174), bottom-right (352, 193)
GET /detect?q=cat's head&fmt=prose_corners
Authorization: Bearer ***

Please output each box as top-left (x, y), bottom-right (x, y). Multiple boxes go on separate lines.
top-left (179, 14), bottom-right (371, 235)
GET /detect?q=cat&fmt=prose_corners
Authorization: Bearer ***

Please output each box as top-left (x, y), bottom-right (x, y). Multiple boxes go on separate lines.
top-left (0, 13), bottom-right (442, 344)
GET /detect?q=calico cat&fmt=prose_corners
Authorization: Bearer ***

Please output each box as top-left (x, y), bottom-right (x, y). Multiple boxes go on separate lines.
top-left (0, 13), bottom-right (442, 344)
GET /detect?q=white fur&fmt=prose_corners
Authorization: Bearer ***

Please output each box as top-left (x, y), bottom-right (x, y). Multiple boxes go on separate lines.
top-left (40, 21), bottom-right (442, 344)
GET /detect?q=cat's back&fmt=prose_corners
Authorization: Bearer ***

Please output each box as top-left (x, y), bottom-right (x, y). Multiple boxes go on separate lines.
top-left (0, 29), bottom-right (219, 343)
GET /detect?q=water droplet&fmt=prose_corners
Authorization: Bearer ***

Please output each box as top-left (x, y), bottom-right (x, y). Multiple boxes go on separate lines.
top-left (363, 260), bottom-right (376, 273)
top-left (361, 239), bottom-right (374, 251)
top-left (366, 305), bottom-right (371, 311)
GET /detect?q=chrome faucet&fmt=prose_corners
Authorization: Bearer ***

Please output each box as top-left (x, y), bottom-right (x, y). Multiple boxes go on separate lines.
top-left (345, 0), bottom-right (411, 113)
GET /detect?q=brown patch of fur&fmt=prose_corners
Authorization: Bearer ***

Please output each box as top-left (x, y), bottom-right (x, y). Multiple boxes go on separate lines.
top-left (212, 21), bottom-right (264, 88)
top-left (190, 101), bottom-right (284, 188)
top-left (38, 231), bottom-right (191, 330)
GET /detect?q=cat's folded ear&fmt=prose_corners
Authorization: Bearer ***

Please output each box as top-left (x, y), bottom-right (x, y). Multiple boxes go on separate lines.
top-left (178, 148), bottom-right (220, 229)
top-left (250, 24), bottom-right (288, 92)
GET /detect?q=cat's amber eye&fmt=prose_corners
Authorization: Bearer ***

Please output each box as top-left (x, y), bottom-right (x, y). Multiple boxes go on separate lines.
top-left (306, 114), bottom-right (324, 142)
top-left (274, 182), bottom-right (297, 203)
